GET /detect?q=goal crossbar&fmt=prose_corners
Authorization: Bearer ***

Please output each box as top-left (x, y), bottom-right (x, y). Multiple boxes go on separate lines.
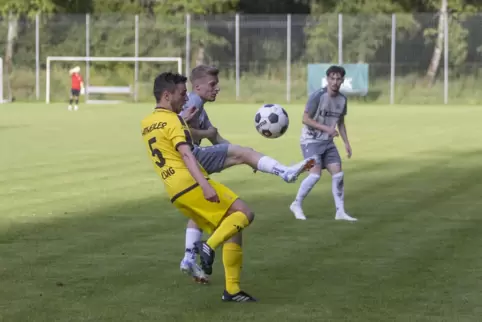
top-left (45, 56), bottom-right (182, 103)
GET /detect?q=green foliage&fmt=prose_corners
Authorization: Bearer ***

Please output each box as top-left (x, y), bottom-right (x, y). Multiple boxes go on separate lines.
top-left (423, 0), bottom-right (479, 67)
top-left (152, 0), bottom-right (238, 15)
top-left (1, 0), bottom-right (482, 104)
top-left (0, 0), bottom-right (56, 16)
top-left (305, 0), bottom-right (419, 63)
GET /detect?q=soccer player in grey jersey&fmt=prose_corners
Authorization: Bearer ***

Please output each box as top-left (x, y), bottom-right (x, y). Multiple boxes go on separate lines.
top-left (289, 65), bottom-right (357, 222)
top-left (178, 65), bottom-right (316, 283)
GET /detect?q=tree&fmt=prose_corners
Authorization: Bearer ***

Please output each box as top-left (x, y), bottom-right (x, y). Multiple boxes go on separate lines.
top-left (0, 0), bottom-right (57, 100)
top-left (305, 0), bottom-right (419, 64)
top-left (423, 0), bottom-right (479, 86)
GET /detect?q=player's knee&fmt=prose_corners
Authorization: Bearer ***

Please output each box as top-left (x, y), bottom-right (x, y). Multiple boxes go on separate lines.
top-left (236, 206), bottom-right (255, 224)
top-left (244, 211), bottom-right (255, 223)
top-left (187, 219), bottom-right (201, 230)
top-left (228, 144), bottom-right (254, 163)
top-left (309, 164), bottom-right (322, 176)
top-left (228, 199), bottom-right (255, 223)
top-left (326, 163), bottom-right (342, 174)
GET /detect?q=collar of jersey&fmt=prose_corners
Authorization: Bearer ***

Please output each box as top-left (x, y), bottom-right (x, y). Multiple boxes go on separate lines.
top-left (154, 107), bottom-right (173, 113)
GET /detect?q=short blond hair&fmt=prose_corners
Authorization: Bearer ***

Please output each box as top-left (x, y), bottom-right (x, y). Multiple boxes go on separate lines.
top-left (190, 65), bottom-right (219, 82)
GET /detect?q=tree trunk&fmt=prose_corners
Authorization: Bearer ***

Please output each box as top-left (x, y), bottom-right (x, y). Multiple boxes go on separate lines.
top-left (5, 12), bottom-right (19, 101)
top-left (425, 0), bottom-right (447, 87)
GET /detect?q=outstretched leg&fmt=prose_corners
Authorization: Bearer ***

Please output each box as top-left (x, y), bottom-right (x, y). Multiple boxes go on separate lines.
top-left (223, 144), bottom-right (315, 183)
top-left (180, 144), bottom-right (314, 283)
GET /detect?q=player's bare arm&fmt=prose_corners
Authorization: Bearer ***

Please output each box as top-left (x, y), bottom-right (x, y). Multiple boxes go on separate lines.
top-left (190, 127), bottom-right (218, 143)
top-left (302, 112), bottom-right (338, 137)
top-left (337, 116), bottom-right (352, 158)
top-left (209, 132), bottom-right (230, 145)
top-left (178, 143), bottom-right (219, 202)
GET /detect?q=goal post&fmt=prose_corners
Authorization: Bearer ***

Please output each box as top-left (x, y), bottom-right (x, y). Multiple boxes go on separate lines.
top-left (45, 56), bottom-right (182, 104)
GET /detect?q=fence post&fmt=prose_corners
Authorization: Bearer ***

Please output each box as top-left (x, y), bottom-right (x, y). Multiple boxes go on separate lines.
top-left (35, 13), bottom-right (40, 100)
top-left (134, 15), bottom-right (139, 102)
top-left (390, 14), bottom-right (396, 105)
top-left (85, 14), bottom-right (90, 102)
top-left (185, 14), bottom-right (191, 78)
top-left (235, 14), bottom-right (240, 101)
top-left (46, 58), bottom-right (50, 103)
top-left (338, 14), bottom-right (343, 64)
top-left (444, 11), bottom-right (449, 104)
top-left (286, 14), bottom-right (291, 103)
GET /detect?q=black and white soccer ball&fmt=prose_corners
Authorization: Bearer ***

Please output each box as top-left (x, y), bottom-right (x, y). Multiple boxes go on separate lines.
top-left (254, 104), bottom-right (289, 139)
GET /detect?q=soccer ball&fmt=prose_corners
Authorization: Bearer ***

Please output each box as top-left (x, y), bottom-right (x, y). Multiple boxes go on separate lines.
top-left (254, 104), bottom-right (289, 139)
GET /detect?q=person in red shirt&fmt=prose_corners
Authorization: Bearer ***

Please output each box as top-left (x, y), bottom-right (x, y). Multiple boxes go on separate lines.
top-left (68, 66), bottom-right (84, 111)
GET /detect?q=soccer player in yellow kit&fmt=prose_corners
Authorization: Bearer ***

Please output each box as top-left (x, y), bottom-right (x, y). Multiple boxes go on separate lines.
top-left (141, 72), bottom-right (257, 302)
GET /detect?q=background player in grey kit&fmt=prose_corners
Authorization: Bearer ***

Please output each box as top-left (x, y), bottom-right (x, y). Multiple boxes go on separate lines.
top-left (289, 65), bottom-right (357, 222)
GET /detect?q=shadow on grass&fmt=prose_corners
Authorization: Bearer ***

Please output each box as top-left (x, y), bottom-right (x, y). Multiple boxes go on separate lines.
top-left (1, 150), bottom-right (482, 320)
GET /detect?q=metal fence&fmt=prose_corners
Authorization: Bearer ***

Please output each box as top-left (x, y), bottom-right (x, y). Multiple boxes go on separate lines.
top-left (1, 13), bottom-right (481, 104)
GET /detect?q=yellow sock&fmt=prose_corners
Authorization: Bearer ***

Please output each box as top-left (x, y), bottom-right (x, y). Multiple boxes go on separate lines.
top-left (206, 211), bottom-right (249, 250)
top-left (223, 242), bottom-right (242, 294)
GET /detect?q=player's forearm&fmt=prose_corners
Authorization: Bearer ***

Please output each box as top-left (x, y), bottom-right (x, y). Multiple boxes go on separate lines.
top-left (189, 128), bottom-right (212, 140)
top-left (181, 148), bottom-right (210, 187)
top-left (338, 123), bottom-right (350, 144)
top-left (210, 133), bottom-right (230, 145)
top-left (302, 115), bottom-right (332, 133)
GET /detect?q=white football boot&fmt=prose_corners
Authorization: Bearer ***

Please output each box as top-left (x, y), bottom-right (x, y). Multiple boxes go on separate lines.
top-left (335, 210), bottom-right (357, 221)
top-left (180, 258), bottom-right (209, 284)
top-left (289, 201), bottom-right (307, 220)
top-left (282, 157), bottom-right (316, 183)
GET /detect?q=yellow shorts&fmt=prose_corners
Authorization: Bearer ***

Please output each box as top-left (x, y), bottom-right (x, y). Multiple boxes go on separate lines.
top-left (172, 180), bottom-right (239, 234)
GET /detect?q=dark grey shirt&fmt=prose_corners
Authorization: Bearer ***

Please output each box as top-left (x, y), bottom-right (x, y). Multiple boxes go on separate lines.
top-left (301, 87), bottom-right (347, 143)
top-left (179, 92), bottom-right (213, 146)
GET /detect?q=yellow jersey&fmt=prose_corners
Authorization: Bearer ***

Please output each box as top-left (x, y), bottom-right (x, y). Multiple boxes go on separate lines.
top-left (141, 108), bottom-right (208, 200)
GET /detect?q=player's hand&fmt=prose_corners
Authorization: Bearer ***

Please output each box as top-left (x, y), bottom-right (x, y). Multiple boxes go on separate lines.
top-left (326, 126), bottom-right (338, 138)
top-left (345, 143), bottom-right (352, 159)
top-left (183, 106), bottom-right (199, 122)
top-left (201, 183), bottom-right (220, 203)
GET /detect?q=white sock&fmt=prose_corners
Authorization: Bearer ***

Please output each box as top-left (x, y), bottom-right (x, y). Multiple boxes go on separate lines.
top-left (184, 228), bottom-right (202, 261)
top-left (256, 156), bottom-right (289, 177)
top-left (294, 173), bottom-right (320, 204)
top-left (332, 172), bottom-right (345, 212)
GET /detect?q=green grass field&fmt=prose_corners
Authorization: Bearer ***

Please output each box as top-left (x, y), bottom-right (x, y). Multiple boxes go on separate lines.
top-left (1, 103), bottom-right (482, 322)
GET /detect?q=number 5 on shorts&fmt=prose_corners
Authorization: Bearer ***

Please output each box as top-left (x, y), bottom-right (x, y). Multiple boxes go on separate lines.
top-left (148, 137), bottom-right (165, 168)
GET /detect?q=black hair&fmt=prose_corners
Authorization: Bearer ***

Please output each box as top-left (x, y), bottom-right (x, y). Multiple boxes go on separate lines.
top-left (153, 72), bottom-right (188, 102)
top-left (326, 65), bottom-right (346, 77)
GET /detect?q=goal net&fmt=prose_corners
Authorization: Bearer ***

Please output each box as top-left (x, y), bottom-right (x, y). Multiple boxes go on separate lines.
top-left (45, 56), bottom-right (182, 104)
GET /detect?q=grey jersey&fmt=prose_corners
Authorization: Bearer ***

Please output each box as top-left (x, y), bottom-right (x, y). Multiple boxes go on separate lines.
top-left (300, 88), bottom-right (347, 144)
top-left (179, 92), bottom-right (212, 146)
